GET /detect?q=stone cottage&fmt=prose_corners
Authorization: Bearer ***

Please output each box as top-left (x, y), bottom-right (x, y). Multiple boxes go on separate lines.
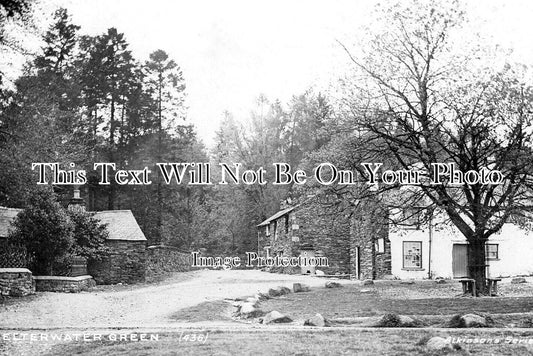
top-left (88, 210), bottom-right (147, 284)
top-left (257, 195), bottom-right (391, 279)
top-left (0, 188), bottom-right (147, 284)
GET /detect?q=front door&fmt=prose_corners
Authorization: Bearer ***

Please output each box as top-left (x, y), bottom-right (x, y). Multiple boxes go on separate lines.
top-left (452, 244), bottom-right (468, 278)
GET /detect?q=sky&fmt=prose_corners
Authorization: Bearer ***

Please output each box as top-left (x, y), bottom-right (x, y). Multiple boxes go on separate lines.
top-left (19, 0), bottom-right (533, 146)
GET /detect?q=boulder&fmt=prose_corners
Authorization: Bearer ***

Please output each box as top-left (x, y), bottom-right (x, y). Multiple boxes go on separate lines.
top-left (239, 303), bottom-right (263, 318)
top-left (268, 286), bottom-right (291, 297)
top-left (360, 289), bottom-right (372, 293)
top-left (426, 337), bottom-right (454, 351)
top-left (362, 279), bottom-right (374, 286)
top-left (315, 270), bottom-right (325, 276)
top-left (304, 313), bottom-right (328, 327)
top-left (377, 313), bottom-right (418, 327)
top-left (293, 283), bottom-right (310, 293)
top-left (262, 311), bottom-right (292, 324)
top-left (399, 315), bottom-right (416, 326)
top-left (325, 281), bottom-right (342, 288)
top-left (512, 277), bottom-right (527, 284)
top-left (435, 278), bottom-right (446, 284)
top-left (256, 292), bottom-right (270, 301)
top-left (246, 297), bottom-right (259, 306)
top-left (460, 313), bottom-right (490, 328)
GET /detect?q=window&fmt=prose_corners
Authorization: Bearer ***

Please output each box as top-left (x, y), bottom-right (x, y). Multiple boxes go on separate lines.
top-left (265, 224), bottom-right (270, 236)
top-left (485, 244), bottom-right (499, 260)
top-left (273, 221), bottom-right (278, 240)
top-left (375, 237), bottom-right (385, 254)
top-left (403, 241), bottom-right (422, 269)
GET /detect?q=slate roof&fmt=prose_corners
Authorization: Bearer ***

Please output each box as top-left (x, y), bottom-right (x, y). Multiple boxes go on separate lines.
top-left (92, 210), bottom-right (147, 241)
top-left (257, 206), bottom-right (297, 227)
top-left (0, 207), bottom-right (146, 242)
top-left (0, 207), bottom-right (22, 238)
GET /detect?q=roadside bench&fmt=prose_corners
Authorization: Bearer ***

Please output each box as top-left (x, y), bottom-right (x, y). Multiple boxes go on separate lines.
top-left (458, 278), bottom-right (476, 296)
top-left (487, 277), bottom-right (502, 296)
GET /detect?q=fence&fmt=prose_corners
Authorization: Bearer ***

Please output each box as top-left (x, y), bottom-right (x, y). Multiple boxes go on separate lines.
top-left (0, 242), bottom-right (27, 268)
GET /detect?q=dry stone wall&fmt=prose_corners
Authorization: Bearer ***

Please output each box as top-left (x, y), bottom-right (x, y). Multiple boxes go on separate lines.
top-left (146, 245), bottom-right (191, 281)
top-left (88, 240), bottom-right (147, 284)
top-left (0, 268), bottom-right (34, 297)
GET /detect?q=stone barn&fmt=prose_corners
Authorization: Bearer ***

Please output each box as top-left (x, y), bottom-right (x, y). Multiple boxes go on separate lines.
top-left (0, 189), bottom-right (148, 285)
top-left (88, 210), bottom-right (147, 284)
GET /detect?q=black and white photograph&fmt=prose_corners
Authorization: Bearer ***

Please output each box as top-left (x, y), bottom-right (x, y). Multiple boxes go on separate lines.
top-left (2, 0), bottom-right (533, 355)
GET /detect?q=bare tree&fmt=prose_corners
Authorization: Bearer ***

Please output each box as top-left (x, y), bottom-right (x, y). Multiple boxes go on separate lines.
top-left (338, 0), bottom-right (533, 294)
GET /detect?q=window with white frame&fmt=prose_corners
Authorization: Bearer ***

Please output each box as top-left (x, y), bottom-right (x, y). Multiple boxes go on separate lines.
top-left (375, 237), bottom-right (385, 253)
top-left (403, 241), bottom-right (422, 268)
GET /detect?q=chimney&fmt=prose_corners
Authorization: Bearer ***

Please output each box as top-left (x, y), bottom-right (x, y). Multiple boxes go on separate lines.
top-left (68, 185), bottom-right (86, 213)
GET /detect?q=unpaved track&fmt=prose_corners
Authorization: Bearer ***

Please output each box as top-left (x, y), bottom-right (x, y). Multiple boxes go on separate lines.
top-left (0, 270), bottom-right (351, 328)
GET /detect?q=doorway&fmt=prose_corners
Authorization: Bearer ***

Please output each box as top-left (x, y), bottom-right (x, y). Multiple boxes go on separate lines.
top-left (452, 244), bottom-right (468, 278)
top-left (300, 249), bottom-right (316, 275)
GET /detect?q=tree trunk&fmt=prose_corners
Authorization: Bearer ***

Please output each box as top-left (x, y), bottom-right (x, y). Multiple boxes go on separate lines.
top-left (467, 238), bottom-right (487, 296)
top-left (156, 71), bottom-right (163, 244)
top-left (108, 97), bottom-right (116, 210)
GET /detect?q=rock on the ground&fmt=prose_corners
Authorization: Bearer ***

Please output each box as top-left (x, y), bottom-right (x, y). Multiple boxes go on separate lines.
top-left (262, 311), bottom-right (292, 324)
top-left (268, 286), bottom-right (291, 297)
top-left (246, 297), bottom-right (259, 305)
top-left (426, 336), bottom-right (454, 351)
top-left (377, 313), bottom-right (418, 327)
top-left (512, 277), bottom-right (527, 284)
top-left (360, 289), bottom-right (372, 293)
top-left (460, 313), bottom-right (489, 327)
top-left (325, 281), bottom-right (342, 288)
top-left (304, 313), bottom-right (328, 327)
top-left (399, 315), bottom-right (416, 326)
top-left (239, 302), bottom-right (263, 318)
top-left (293, 283), bottom-right (311, 293)
top-left (256, 292), bottom-right (270, 301)
top-left (362, 279), bottom-right (374, 286)
top-left (400, 280), bottom-right (415, 285)
top-left (435, 278), bottom-right (446, 284)
top-left (316, 270), bottom-right (325, 276)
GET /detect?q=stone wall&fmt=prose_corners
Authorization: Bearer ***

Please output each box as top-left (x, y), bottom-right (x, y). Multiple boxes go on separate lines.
top-left (0, 268), bottom-right (34, 297)
top-left (294, 202), bottom-right (351, 275)
top-left (33, 275), bottom-right (95, 293)
top-left (88, 240), bottom-right (146, 284)
top-left (146, 245), bottom-right (191, 282)
top-left (350, 204), bottom-right (391, 279)
top-left (257, 196), bottom-right (352, 275)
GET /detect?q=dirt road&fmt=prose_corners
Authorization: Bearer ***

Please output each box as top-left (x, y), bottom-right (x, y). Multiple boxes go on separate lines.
top-left (0, 270), bottom-right (350, 328)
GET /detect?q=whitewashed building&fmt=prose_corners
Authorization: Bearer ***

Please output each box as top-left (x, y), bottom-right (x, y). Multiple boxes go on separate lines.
top-left (389, 213), bottom-right (533, 280)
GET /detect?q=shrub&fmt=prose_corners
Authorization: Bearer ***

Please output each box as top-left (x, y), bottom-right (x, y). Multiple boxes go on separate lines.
top-left (8, 189), bottom-right (74, 275)
top-left (67, 210), bottom-right (109, 261)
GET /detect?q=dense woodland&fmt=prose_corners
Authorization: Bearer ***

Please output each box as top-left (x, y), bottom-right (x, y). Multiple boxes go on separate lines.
top-left (0, 6), bottom-right (337, 254)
